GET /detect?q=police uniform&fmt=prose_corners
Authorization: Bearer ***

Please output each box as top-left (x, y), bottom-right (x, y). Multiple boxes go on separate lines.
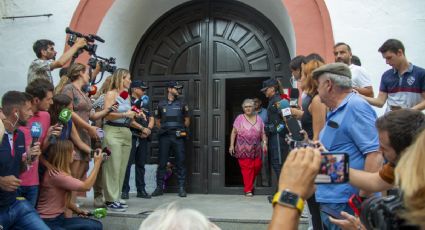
top-left (261, 79), bottom-right (290, 178)
top-left (122, 80), bottom-right (152, 199)
top-left (153, 81), bottom-right (189, 197)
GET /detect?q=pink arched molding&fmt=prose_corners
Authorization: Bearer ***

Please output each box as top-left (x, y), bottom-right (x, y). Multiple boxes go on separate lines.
top-left (68, 0), bottom-right (334, 63)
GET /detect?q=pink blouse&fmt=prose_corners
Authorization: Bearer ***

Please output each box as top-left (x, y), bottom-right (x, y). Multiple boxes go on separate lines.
top-left (233, 114), bottom-right (264, 159)
top-left (37, 172), bottom-right (84, 218)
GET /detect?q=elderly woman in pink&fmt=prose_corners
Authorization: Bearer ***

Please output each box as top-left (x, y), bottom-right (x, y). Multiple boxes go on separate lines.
top-left (229, 99), bottom-right (267, 197)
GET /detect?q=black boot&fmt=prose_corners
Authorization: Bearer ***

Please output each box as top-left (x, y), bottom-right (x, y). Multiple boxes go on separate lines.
top-left (121, 192), bottom-right (129, 200)
top-left (137, 189), bottom-right (152, 199)
top-left (151, 187), bottom-right (163, 197)
top-left (178, 187), bottom-right (187, 197)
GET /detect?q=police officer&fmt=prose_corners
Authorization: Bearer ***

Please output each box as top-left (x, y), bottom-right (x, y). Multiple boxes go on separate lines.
top-left (260, 79), bottom-right (290, 181)
top-left (121, 80), bottom-right (154, 200)
top-left (151, 81), bottom-right (190, 197)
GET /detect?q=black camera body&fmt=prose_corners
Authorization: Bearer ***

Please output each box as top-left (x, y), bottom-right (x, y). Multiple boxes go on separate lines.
top-left (361, 192), bottom-right (419, 230)
top-left (66, 27), bottom-right (104, 55)
top-left (88, 56), bottom-right (116, 73)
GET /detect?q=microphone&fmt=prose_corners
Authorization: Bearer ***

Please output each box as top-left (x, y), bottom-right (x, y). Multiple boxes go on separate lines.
top-left (290, 88), bottom-right (299, 107)
top-left (30, 122), bottom-right (42, 147)
top-left (141, 95), bottom-right (149, 106)
top-left (119, 91), bottom-right (129, 100)
top-left (29, 122), bottom-right (42, 162)
top-left (49, 108), bottom-right (72, 144)
top-left (276, 99), bottom-right (304, 141)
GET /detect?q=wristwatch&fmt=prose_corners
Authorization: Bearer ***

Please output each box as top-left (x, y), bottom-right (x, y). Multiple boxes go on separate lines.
top-left (272, 189), bottom-right (304, 213)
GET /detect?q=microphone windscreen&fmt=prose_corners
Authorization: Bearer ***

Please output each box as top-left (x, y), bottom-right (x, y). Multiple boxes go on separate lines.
top-left (58, 108), bottom-right (72, 124)
top-left (30, 122), bottom-right (42, 138)
top-left (119, 91), bottom-right (129, 100)
top-left (277, 99), bottom-right (290, 110)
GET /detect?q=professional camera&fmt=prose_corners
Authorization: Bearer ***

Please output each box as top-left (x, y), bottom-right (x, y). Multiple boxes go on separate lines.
top-left (88, 56), bottom-right (117, 74)
top-left (360, 192), bottom-right (419, 230)
top-left (65, 27), bottom-right (105, 55)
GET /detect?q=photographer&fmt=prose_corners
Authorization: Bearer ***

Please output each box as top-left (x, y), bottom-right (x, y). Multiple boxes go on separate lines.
top-left (349, 109), bottom-right (425, 193)
top-left (312, 63), bottom-right (382, 229)
top-left (28, 38), bottom-right (87, 85)
top-left (37, 140), bottom-right (102, 229)
top-left (268, 147), bottom-right (321, 230)
top-left (330, 109), bottom-right (425, 229)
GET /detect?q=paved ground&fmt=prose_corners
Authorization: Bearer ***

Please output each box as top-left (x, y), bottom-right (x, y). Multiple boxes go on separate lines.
top-left (79, 193), bottom-right (309, 230)
top-left (80, 193), bottom-right (273, 221)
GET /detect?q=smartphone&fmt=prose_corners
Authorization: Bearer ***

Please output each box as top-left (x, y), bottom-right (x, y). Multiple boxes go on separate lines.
top-left (286, 116), bottom-right (304, 141)
top-left (315, 152), bottom-right (349, 184)
top-left (320, 205), bottom-right (344, 219)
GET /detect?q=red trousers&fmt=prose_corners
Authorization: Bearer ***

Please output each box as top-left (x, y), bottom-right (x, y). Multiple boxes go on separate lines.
top-left (238, 157), bottom-right (262, 193)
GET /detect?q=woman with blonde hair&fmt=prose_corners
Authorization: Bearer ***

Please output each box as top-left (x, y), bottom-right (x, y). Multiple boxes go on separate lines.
top-left (395, 129), bottom-right (425, 228)
top-left (37, 140), bottom-right (102, 229)
top-left (102, 68), bottom-right (143, 211)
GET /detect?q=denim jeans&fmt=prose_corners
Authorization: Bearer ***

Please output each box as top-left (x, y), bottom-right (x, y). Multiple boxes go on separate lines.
top-left (17, 185), bottom-right (39, 208)
top-left (0, 199), bottom-right (49, 230)
top-left (320, 203), bottom-right (354, 230)
top-left (43, 213), bottom-right (102, 230)
top-left (122, 136), bottom-right (148, 193)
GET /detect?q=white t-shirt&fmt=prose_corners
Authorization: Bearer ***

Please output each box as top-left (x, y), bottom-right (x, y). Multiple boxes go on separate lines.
top-left (349, 64), bottom-right (372, 88)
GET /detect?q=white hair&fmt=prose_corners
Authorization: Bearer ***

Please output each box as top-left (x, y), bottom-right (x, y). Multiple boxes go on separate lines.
top-left (139, 203), bottom-right (221, 230)
top-left (241, 98), bottom-right (254, 108)
top-left (323, 72), bottom-right (352, 89)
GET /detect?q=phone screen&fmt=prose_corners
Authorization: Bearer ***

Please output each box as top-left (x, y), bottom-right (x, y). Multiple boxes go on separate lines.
top-left (315, 153), bottom-right (349, 184)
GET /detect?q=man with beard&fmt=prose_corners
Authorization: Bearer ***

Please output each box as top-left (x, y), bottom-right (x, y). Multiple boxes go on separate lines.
top-left (27, 38), bottom-right (87, 84)
top-left (333, 42), bottom-right (374, 97)
top-left (0, 91), bottom-right (49, 230)
top-left (152, 81), bottom-right (190, 197)
top-left (16, 79), bottom-right (56, 207)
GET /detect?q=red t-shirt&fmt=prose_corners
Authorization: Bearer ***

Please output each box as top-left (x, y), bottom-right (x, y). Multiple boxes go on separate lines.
top-left (37, 172), bottom-right (84, 218)
top-left (19, 111), bottom-right (50, 186)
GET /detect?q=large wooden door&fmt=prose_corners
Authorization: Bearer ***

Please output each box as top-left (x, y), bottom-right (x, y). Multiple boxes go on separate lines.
top-left (130, 0), bottom-right (291, 194)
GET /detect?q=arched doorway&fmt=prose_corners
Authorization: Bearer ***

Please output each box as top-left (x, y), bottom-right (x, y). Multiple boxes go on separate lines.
top-left (130, 0), bottom-right (291, 194)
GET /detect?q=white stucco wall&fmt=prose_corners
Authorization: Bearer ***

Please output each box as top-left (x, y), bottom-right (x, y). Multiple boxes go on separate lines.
top-left (325, 0), bottom-right (425, 115)
top-left (0, 0), bottom-right (79, 95)
top-left (0, 0), bottom-right (424, 116)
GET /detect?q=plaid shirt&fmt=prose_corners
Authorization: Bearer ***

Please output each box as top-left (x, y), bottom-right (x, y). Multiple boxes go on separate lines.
top-left (27, 59), bottom-right (53, 84)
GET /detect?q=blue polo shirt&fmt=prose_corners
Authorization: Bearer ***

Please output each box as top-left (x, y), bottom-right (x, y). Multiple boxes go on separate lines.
top-left (0, 129), bottom-right (26, 210)
top-left (316, 92), bottom-right (379, 203)
top-left (380, 64), bottom-right (425, 112)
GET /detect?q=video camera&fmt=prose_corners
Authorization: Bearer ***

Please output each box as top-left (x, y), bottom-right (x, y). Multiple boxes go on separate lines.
top-left (88, 55), bottom-right (117, 74)
top-left (360, 191), bottom-right (419, 230)
top-left (66, 27), bottom-right (105, 56)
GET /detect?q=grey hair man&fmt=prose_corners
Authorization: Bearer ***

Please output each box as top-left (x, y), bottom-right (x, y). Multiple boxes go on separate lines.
top-left (312, 63), bottom-right (383, 230)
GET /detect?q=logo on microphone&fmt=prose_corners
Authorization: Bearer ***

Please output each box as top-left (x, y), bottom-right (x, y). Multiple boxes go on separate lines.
top-left (281, 108), bottom-right (292, 117)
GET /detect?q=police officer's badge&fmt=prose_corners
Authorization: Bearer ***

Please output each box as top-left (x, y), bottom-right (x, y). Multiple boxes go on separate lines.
top-left (163, 108), bottom-right (167, 113)
top-left (184, 105), bottom-right (189, 112)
